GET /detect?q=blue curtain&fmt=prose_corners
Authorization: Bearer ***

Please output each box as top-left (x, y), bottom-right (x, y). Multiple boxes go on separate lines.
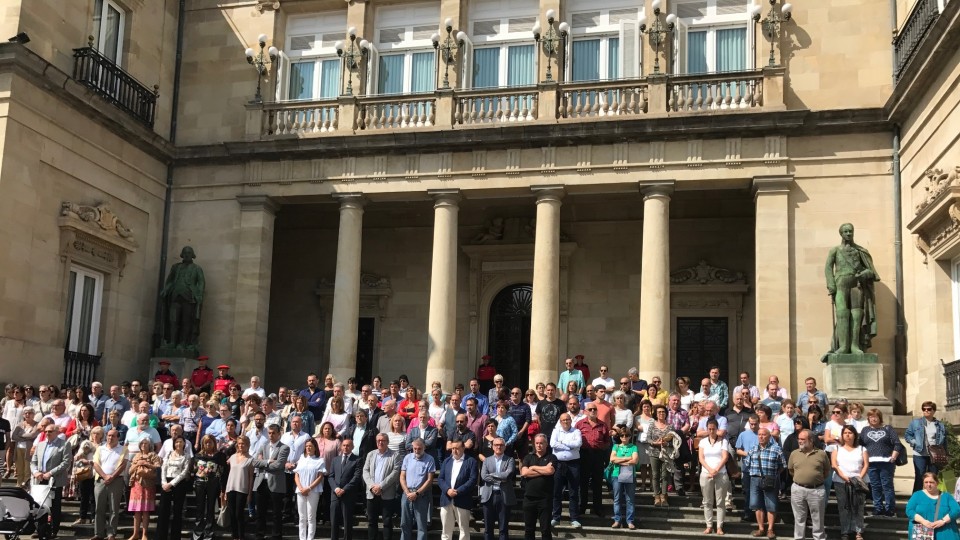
top-left (411, 51), bottom-right (435, 93)
top-left (319, 59), bottom-right (340, 98)
top-left (507, 45), bottom-right (534, 86)
top-left (288, 61), bottom-right (315, 100)
top-left (607, 37), bottom-right (620, 80)
top-left (687, 31), bottom-right (708, 74)
top-left (473, 47), bottom-right (500, 88)
top-left (378, 54), bottom-right (404, 94)
top-left (571, 39), bottom-right (600, 82)
top-left (716, 28), bottom-right (746, 72)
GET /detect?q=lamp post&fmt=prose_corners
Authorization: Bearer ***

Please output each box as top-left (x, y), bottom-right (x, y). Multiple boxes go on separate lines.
top-left (638, 0), bottom-right (677, 74)
top-left (752, 0), bottom-right (793, 67)
top-left (431, 18), bottom-right (467, 90)
top-left (335, 27), bottom-right (369, 96)
top-left (532, 10), bottom-right (570, 82)
top-left (244, 34), bottom-right (278, 103)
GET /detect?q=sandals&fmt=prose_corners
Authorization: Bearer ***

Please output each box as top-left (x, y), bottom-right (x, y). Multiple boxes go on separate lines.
top-left (767, 530), bottom-right (777, 539)
top-left (628, 523), bottom-right (637, 530)
top-left (611, 522), bottom-right (621, 529)
top-left (717, 529), bottom-right (725, 536)
top-left (751, 530), bottom-right (765, 537)
top-left (704, 527), bottom-right (714, 534)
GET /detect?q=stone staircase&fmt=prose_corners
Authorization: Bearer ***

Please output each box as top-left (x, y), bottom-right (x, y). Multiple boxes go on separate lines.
top-left (55, 482), bottom-right (914, 540)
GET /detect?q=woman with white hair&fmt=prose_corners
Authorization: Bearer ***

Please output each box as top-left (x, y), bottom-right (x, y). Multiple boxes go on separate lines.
top-left (612, 391), bottom-right (634, 431)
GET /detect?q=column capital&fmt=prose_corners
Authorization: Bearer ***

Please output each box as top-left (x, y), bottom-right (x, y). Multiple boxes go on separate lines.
top-left (639, 180), bottom-right (675, 199)
top-left (532, 185), bottom-right (565, 204)
top-left (333, 192), bottom-right (366, 210)
top-left (752, 175), bottom-right (794, 197)
top-left (428, 189), bottom-right (462, 207)
top-left (236, 194), bottom-right (279, 214)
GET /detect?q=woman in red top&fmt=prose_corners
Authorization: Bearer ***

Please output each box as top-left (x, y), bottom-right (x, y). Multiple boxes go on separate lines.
top-left (64, 403), bottom-right (99, 439)
top-left (397, 386), bottom-right (420, 424)
top-left (476, 355), bottom-right (496, 394)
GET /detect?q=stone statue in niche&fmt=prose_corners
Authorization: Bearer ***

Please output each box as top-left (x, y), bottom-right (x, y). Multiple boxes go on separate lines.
top-left (822, 223), bottom-right (879, 363)
top-left (472, 218), bottom-right (504, 243)
top-left (160, 246), bottom-right (205, 354)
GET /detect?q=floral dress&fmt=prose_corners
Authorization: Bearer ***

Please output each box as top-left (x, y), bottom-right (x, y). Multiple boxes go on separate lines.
top-left (128, 452), bottom-right (162, 512)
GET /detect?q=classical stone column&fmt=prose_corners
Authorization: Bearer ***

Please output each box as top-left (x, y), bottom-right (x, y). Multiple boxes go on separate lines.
top-left (753, 176), bottom-right (794, 393)
top-left (425, 190), bottom-right (461, 392)
top-left (231, 195), bottom-right (279, 382)
top-left (638, 182), bottom-right (674, 384)
top-left (529, 186), bottom-right (564, 386)
top-left (329, 194), bottom-right (365, 382)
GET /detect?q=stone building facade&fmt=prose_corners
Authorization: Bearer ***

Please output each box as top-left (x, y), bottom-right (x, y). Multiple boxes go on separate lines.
top-left (0, 0), bottom-right (956, 415)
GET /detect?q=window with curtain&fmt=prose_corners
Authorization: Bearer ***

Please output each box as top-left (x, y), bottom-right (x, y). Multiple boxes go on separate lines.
top-left (471, 44), bottom-right (534, 88)
top-left (92, 0), bottom-right (125, 64)
top-left (64, 266), bottom-right (104, 355)
top-left (377, 51), bottom-right (436, 94)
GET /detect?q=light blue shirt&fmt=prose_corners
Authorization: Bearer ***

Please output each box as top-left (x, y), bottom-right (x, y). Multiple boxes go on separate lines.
top-left (401, 452), bottom-right (436, 490)
top-left (374, 450), bottom-right (392, 484)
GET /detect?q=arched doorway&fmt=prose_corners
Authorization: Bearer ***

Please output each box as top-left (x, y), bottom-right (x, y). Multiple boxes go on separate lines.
top-left (487, 284), bottom-right (532, 391)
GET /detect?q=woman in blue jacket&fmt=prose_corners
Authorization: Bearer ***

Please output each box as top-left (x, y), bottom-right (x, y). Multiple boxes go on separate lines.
top-left (904, 401), bottom-right (947, 493)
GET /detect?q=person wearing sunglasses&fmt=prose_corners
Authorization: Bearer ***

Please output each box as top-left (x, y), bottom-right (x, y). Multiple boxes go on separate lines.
top-left (905, 401), bottom-right (947, 493)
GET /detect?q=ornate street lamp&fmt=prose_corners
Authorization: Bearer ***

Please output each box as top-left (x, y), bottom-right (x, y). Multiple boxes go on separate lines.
top-left (532, 10), bottom-right (570, 82)
top-left (752, 0), bottom-right (793, 67)
top-left (244, 34), bottom-right (278, 103)
top-left (334, 27), bottom-right (370, 96)
top-left (638, 0), bottom-right (677, 74)
top-left (431, 18), bottom-right (467, 90)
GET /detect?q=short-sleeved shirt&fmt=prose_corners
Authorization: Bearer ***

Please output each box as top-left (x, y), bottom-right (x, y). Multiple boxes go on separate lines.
top-left (522, 452), bottom-right (558, 500)
top-left (401, 452), bottom-right (436, 491)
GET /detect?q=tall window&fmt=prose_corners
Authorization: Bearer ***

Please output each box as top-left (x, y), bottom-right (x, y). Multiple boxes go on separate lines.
top-left (64, 266), bottom-right (104, 355)
top-left (373, 4), bottom-right (439, 94)
top-left (953, 257), bottom-right (960, 360)
top-left (567, 6), bottom-right (643, 81)
top-left (91, 0), bottom-right (125, 63)
top-left (281, 12), bottom-right (347, 101)
top-left (467, 0), bottom-right (538, 89)
top-left (673, 0), bottom-right (753, 74)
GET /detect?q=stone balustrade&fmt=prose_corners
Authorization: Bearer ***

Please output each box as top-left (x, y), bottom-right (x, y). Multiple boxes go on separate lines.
top-left (246, 68), bottom-right (782, 139)
top-left (667, 72), bottom-right (764, 113)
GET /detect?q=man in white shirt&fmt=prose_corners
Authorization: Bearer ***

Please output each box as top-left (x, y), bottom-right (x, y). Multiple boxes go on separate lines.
top-left (158, 424), bottom-right (195, 459)
top-left (324, 383), bottom-right (356, 417)
top-left (93, 428), bottom-right (127, 540)
top-left (126, 414), bottom-right (161, 456)
top-left (549, 414), bottom-right (583, 528)
top-left (261, 397), bottom-right (281, 429)
top-left (760, 375), bottom-right (791, 400)
top-left (280, 415), bottom-right (310, 519)
top-left (247, 412), bottom-right (270, 463)
top-left (438, 439), bottom-right (478, 540)
top-left (45, 400), bottom-right (71, 428)
top-left (242, 376), bottom-right (267, 400)
top-left (732, 372), bottom-right (761, 405)
top-left (694, 379), bottom-right (716, 405)
top-left (590, 366), bottom-right (616, 402)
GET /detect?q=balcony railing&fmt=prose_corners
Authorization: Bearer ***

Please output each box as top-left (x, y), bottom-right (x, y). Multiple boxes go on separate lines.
top-left (63, 350), bottom-right (102, 389)
top-left (73, 46), bottom-right (158, 128)
top-left (944, 359), bottom-right (960, 411)
top-left (247, 68), bottom-right (781, 139)
top-left (559, 80), bottom-right (649, 119)
top-left (894, 0), bottom-right (942, 82)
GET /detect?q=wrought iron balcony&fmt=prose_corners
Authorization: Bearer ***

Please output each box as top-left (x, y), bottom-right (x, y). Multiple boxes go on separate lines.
top-left (894, 0), bottom-right (942, 82)
top-left (73, 46), bottom-right (158, 128)
top-left (63, 350), bottom-right (102, 389)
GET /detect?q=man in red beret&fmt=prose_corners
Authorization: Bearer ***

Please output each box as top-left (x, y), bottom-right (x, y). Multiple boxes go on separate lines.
top-left (191, 355), bottom-right (214, 394)
top-left (154, 360), bottom-right (178, 386)
top-left (213, 364), bottom-right (235, 394)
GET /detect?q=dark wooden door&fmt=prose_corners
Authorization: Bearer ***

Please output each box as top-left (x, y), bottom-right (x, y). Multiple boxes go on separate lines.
top-left (487, 284), bottom-right (532, 390)
top-left (355, 317), bottom-right (375, 386)
top-left (675, 317), bottom-right (728, 385)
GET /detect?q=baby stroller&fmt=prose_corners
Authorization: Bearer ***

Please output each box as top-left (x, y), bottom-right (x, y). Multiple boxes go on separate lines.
top-left (0, 487), bottom-right (52, 540)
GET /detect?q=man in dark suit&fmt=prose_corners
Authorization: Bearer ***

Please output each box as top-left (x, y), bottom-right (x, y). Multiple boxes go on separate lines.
top-left (480, 437), bottom-right (516, 540)
top-left (438, 439), bottom-right (478, 540)
top-left (30, 423), bottom-right (73, 537)
top-left (329, 438), bottom-right (363, 540)
top-left (251, 424), bottom-right (290, 540)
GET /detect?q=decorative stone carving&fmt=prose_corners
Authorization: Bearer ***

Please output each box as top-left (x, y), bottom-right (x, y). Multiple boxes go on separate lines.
top-left (915, 167), bottom-right (959, 214)
top-left (59, 201), bottom-right (138, 276)
top-left (255, 1), bottom-right (280, 11)
top-left (316, 272), bottom-right (392, 315)
top-left (670, 260), bottom-right (746, 285)
top-left (470, 216), bottom-right (572, 245)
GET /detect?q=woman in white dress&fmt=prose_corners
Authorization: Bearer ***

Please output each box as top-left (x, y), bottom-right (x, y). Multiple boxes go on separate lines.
top-left (294, 438), bottom-right (327, 540)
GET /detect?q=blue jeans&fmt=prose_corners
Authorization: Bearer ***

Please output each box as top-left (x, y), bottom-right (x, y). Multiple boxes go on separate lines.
top-left (913, 455), bottom-right (939, 493)
top-left (749, 476), bottom-right (778, 512)
top-left (612, 479), bottom-right (635, 524)
top-left (400, 494), bottom-right (431, 540)
top-left (552, 459), bottom-right (580, 522)
top-left (867, 462), bottom-right (896, 514)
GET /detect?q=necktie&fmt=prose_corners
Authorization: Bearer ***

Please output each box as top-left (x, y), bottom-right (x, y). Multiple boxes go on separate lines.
top-left (341, 455), bottom-right (346, 468)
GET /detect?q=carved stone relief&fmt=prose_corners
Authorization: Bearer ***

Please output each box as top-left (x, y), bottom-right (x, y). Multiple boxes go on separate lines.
top-left (58, 202), bottom-right (138, 276)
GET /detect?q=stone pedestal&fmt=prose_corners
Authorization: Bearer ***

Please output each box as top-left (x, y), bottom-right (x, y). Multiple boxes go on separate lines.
top-left (824, 361), bottom-right (891, 407)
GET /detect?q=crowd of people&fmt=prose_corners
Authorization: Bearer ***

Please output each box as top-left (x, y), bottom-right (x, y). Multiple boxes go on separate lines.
top-left (0, 355), bottom-right (957, 540)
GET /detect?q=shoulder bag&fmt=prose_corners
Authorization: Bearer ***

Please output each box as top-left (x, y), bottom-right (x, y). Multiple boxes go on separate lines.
top-left (929, 443), bottom-right (949, 468)
top-left (913, 494), bottom-right (941, 540)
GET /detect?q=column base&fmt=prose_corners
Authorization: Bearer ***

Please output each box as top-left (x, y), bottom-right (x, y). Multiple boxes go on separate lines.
top-left (824, 362), bottom-right (892, 413)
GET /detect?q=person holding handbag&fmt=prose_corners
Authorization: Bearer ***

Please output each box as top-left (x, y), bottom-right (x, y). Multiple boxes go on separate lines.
top-left (157, 436), bottom-right (192, 540)
top-left (832, 425), bottom-right (868, 540)
top-left (907, 472), bottom-right (960, 540)
top-left (192, 435), bottom-right (226, 540)
top-left (698, 417), bottom-right (731, 535)
top-left (609, 424), bottom-right (639, 529)
top-left (906, 401), bottom-right (948, 493)
top-left (71, 425), bottom-right (103, 526)
top-left (860, 408), bottom-right (900, 517)
top-left (127, 437), bottom-right (162, 540)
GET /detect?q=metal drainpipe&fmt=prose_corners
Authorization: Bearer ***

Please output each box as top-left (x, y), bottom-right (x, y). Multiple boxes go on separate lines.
top-left (890, 0), bottom-right (907, 414)
top-left (153, 0), bottom-right (186, 349)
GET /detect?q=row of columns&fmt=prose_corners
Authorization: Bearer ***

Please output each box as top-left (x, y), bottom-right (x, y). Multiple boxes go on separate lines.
top-left (231, 176), bottom-right (794, 392)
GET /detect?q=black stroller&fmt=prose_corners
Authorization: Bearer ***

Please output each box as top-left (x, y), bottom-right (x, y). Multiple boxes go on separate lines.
top-left (0, 487), bottom-right (52, 540)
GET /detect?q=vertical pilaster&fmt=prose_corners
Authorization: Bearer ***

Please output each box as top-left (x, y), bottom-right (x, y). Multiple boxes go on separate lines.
top-left (426, 190), bottom-right (461, 392)
top-left (638, 181), bottom-right (674, 384)
top-left (753, 176), bottom-right (794, 393)
top-left (231, 195), bottom-right (279, 382)
top-left (529, 186), bottom-right (565, 386)
top-left (329, 194), bottom-right (366, 382)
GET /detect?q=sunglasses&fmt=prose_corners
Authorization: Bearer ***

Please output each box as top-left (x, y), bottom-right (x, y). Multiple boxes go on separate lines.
top-left (599, 369), bottom-right (608, 372)
top-left (586, 408), bottom-right (597, 411)
top-left (833, 410), bottom-right (842, 414)
top-left (923, 407), bottom-right (934, 411)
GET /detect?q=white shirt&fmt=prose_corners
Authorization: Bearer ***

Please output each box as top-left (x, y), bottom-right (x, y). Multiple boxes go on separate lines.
top-left (281, 430), bottom-right (310, 464)
top-left (761, 387), bottom-right (790, 400)
top-left (46, 412), bottom-right (71, 429)
top-left (591, 378), bottom-right (616, 401)
top-left (158, 438), bottom-right (195, 460)
top-left (549, 427), bottom-right (582, 461)
top-left (700, 437), bottom-right (730, 471)
top-left (96, 444), bottom-right (126, 476)
top-left (450, 456), bottom-right (465, 490)
top-left (242, 387), bottom-right (266, 400)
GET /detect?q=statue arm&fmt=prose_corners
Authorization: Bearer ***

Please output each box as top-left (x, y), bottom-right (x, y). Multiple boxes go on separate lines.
top-left (824, 248), bottom-right (838, 295)
top-left (160, 264), bottom-right (178, 298)
top-left (195, 266), bottom-right (206, 304)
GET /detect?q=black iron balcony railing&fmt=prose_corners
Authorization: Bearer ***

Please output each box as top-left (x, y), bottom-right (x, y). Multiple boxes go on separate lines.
top-left (894, 0), bottom-right (941, 82)
top-left (63, 350), bottom-right (102, 389)
top-left (943, 358), bottom-right (960, 411)
top-left (73, 46), bottom-right (158, 128)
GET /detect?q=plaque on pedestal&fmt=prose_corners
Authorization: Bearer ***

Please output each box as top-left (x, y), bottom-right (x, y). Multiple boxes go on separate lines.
top-left (823, 362), bottom-right (892, 413)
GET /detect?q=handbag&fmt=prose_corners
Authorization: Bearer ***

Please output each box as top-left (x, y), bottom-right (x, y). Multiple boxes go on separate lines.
top-left (73, 464), bottom-right (92, 482)
top-left (913, 493), bottom-right (942, 540)
top-left (216, 503), bottom-right (229, 528)
top-left (725, 458), bottom-right (741, 479)
top-left (848, 475), bottom-right (870, 495)
top-left (895, 431), bottom-right (908, 466)
top-left (929, 444), bottom-right (949, 468)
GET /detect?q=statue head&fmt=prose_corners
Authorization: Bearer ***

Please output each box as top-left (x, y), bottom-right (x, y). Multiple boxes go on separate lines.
top-left (180, 246), bottom-right (196, 262)
top-left (838, 223), bottom-right (854, 243)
